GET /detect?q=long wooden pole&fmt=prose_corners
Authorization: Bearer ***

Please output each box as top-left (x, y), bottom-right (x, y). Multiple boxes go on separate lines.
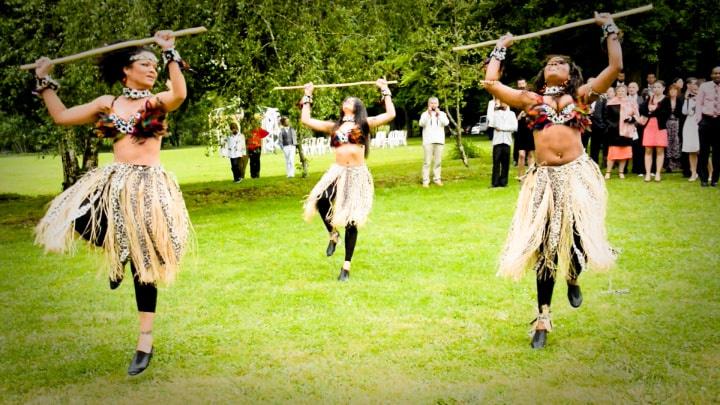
top-left (452, 5), bottom-right (653, 52)
top-left (20, 27), bottom-right (207, 70)
top-left (273, 80), bottom-right (398, 91)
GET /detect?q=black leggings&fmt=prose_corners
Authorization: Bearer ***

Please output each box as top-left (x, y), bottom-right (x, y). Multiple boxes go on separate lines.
top-left (536, 228), bottom-right (585, 312)
top-left (315, 183), bottom-right (358, 262)
top-left (74, 206), bottom-right (158, 313)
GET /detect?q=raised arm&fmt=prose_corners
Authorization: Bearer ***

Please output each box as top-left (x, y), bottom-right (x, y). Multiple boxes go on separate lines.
top-left (482, 35), bottom-right (538, 111)
top-left (33, 57), bottom-right (109, 126)
top-left (367, 78), bottom-right (396, 128)
top-left (577, 13), bottom-right (622, 102)
top-left (299, 82), bottom-right (335, 134)
top-left (152, 31), bottom-right (187, 112)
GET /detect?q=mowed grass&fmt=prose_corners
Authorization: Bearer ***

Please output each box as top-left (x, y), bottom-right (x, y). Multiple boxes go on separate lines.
top-left (1, 138), bottom-right (719, 403)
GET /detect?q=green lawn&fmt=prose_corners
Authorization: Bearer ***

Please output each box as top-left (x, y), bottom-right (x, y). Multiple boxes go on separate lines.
top-left (1, 138), bottom-right (719, 403)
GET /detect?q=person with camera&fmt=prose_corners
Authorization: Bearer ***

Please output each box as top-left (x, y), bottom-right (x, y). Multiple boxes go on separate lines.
top-left (419, 97), bottom-right (449, 187)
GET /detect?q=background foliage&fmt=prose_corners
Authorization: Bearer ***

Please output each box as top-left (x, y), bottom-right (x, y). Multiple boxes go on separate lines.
top-left (1, 0), bottom-right (718, 154)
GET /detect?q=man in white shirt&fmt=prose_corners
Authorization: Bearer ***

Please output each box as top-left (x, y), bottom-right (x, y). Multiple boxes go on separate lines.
top-left (489, 101), bottom-right (517, 187)
top-left (419, 97), bottom-right (450, 187)
top-left (221, 122), bottom-right (247, 183)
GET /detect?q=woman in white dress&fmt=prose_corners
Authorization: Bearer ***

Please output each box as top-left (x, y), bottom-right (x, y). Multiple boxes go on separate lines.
top-left (682, 78), bottom-right (700, 181)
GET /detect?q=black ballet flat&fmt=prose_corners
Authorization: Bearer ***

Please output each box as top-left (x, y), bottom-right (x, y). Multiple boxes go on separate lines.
top-left (529, 305), bottom-right (551, 349)
top-left (567, 283), bottom-right (583, 308)
top-left (127, 347), bottom-right (153, 376)
top-left (326, 232), bottom-right (340, 257)
top-left (337, 268), bottom-right (350, 282)
top-left (530, 330), bottom-right (547, 349)
top-left (109, 277), bottom-right (123, 290)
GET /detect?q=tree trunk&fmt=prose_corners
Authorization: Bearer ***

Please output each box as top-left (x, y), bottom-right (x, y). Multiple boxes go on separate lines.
top-left (404, 107), bottom-right (412, 138)
top-left (81, 134), bottom-right (100, 172)
top-left (59, 129), bottom-right (81, 191)
top-left (445, 108), bottom-right (469, 167)
top-left (297, 129), bottom-right (309, 178)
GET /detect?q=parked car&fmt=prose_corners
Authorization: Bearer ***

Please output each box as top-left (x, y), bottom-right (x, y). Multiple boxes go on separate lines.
top-left (465, 115), bottom-right (488, 135)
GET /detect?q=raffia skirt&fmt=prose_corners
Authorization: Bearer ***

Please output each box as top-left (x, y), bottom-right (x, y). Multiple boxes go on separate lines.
top-left (303, 164), bottom-right (374, 228)
top-left (35, 163), bottom-right (191, 284)
top-left (498, 154), bottom-right (616, 281)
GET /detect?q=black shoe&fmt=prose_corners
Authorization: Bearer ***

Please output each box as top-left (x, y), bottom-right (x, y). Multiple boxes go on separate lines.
top-left (337, 268), bottom-right (350, 282)
top-left (567, 283), bottom-right (583, 308)
top-left (326, 232), bottom-right (339, 257)
top-left (109, 277), bottom-right (123, 290)
top-left (712, 182), bottom-right (718, 187)
top-left (127, 347), bottom-right (153, 376)
top-left (701, 182), bottom-right (709, 187)
top-left (530, 330), bottom-right (547, 349)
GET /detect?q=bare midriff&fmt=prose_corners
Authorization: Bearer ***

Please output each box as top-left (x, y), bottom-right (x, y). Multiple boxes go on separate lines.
top-left (334, 143), bottom-right (365, 166)
top-left (533, 125), bottom-right (585, 166)
top-left (112, 136), bottom-right (163, 166)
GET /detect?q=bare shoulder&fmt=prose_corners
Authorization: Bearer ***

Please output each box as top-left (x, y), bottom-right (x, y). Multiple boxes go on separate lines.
top-left (94, 94), bottom-right (116, 111)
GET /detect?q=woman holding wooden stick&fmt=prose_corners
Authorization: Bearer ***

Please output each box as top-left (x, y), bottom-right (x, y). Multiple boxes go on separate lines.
top-left (33, 31), bottom-right (191, 375)
top-left (484, 13), bottom-right (620, 349)
top-left (301, 79), bottom-right (395, 281)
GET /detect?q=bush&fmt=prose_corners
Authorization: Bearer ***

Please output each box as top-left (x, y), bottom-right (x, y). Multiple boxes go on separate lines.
top-left (450, 137), bottom-right (482, 160)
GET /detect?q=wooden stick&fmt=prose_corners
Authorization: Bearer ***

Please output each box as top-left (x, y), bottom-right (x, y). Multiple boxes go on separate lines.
top-left (452, 5), bottom-right (653, 52)
top-left (20, 27), bottom-right (207, 70)
top-left (273, 80), bottom-right (398, 91)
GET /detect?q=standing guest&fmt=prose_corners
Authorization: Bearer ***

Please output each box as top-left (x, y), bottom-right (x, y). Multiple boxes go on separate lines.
top-left (246, 115), bottom-right (269, 179)
top-left (486, 97), bottom-right (497, 141)
top-left (301, 79), bottom-right (395, 281)
top-left (483, 12), bottom-right (620, 349)
top-left (682, 77), bottom-right (701, 181)
top-left (33, 31), bottom-right (191, 375)
top-left (279, 116), bottom-right (298, 178)
top-left (628, 82), bottom-right (646, 174)
top-left (589, 87), bottom-right (613, 168)
top-left (639, 80), bottom-right (670, 182)
top-left (642, 72), bottom-right (657, 100)
top-left (604, 85), bottom-right (639, 179)
top-left (660, 84), bottom-right (684, 172)
top-left (613, 69), bottom-right (626, 87)
top-left (516, 109), bottom-right (535, 179)
top-left (488, 100), bottom-right (517, 187)
top-left (419, 96), bottom-right (449, 187)
top-left (221, 122), bottom-right (247, 183)
top-left (695, 66), bottom-right (720, 187)
top-left (512, 79), bottom-right (529, 165)
top-left (671, 78), bottom-right (685, 93)
top-left (628, 82), bottom-right (644, 106)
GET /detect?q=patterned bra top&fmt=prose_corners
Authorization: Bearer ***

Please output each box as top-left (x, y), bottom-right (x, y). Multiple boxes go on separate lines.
top-left (331, 125), bottom-right (366, 148)
top-left (526, 96), bottom-right (591, 133)
top-left (95, 98), bottom-right (167, 140)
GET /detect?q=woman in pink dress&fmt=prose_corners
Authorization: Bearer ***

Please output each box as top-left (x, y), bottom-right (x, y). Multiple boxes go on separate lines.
top-left (639, 81), bottom-right (670, 181)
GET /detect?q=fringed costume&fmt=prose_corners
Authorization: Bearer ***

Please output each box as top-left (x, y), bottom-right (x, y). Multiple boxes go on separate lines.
top-left (303, 163), bottom-right (374, 229)
top-left (498, 154), bottom-right (616, 282)
top-left (35, 98), bottom-right (191, 287)
top-left (303, 124), bottom-right (374, 273)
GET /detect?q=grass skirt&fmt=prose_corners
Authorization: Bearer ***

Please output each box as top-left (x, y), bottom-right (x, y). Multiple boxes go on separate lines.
top-left (303, 164), bottom-right (374, 228)
top-left (35, 163), bottom-right (190, 284)
top-left (498, 154), bottom-right (615, 281)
